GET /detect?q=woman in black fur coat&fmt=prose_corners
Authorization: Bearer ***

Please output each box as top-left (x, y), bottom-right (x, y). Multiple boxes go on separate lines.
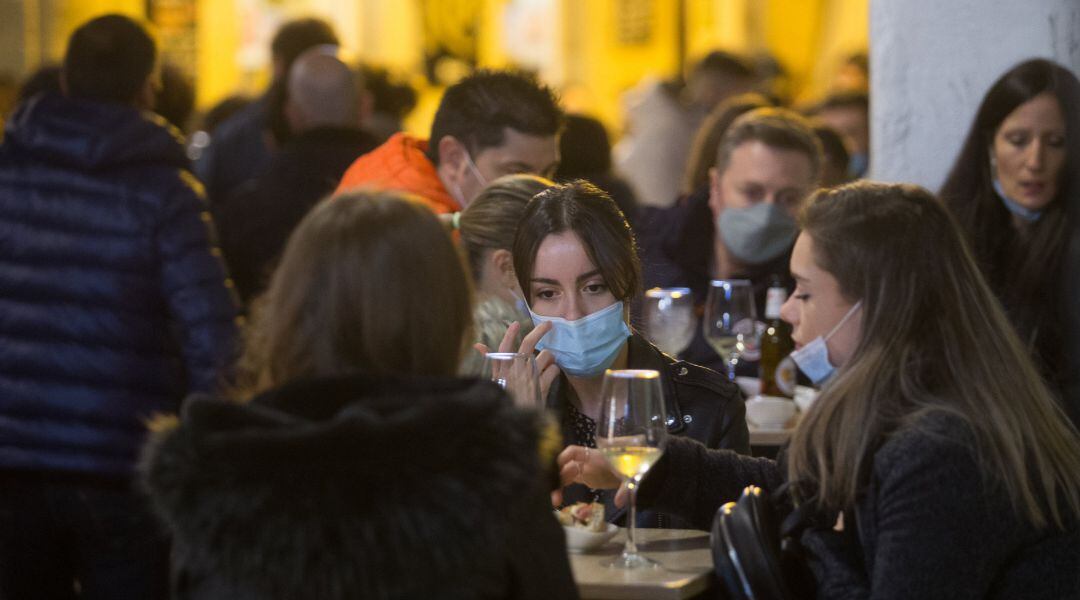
top-left (141, 191), bottom-right (578, 600)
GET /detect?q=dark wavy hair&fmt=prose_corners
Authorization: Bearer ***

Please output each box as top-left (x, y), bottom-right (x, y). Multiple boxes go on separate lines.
top-left (512, 181), bottom-right (640, 304)
top-left (427, 70), bottom-right (563, 165)
top-left (939, 59), bottom-right (1080, 378)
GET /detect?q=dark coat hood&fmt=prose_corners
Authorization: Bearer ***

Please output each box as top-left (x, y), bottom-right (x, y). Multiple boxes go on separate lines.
top-left (3, 93), bottom-right (188, 171)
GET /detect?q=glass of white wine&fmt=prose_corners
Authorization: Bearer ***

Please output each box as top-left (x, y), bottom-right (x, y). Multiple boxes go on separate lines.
top-left (643, 287), bottom-right (696, 356)
top-left (596, 369), bottom-right (668, 569)
top-left (703, 279), bottom-right (759, 381)
top-left (480, 352), bottom-right (542, 409)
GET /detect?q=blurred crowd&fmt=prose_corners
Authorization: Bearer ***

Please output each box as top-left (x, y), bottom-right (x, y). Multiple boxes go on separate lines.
top-left (0, 13), bottom-right (1078, 600)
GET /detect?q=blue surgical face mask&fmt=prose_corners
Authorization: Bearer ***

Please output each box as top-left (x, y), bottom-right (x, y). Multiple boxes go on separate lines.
top-left (717, 203), bottom-right (798, 265)
top-left (992, 178), bottom-right (1042, 222)
top-left (528, 301), bottom-right (631, 378)
top-left (789, 301), bottom-right (862, 385)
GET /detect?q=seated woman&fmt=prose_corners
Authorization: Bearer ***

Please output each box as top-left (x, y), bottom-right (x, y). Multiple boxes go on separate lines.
top-left (497, 180), bottom-right (749, 529)
top-left (940, 58), bottom-right (1080, 423)
top-left (141, 191), bottom-right (578, 600)
top-left (457, 174), bottom-right (552, 375)
top-left (559, 181), bottom-right (1080, 597)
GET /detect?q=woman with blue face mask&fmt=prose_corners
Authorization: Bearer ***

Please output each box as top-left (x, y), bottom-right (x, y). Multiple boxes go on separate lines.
top-left (557, 181), bottom-right (1080, 598)
top-left (504, 180), bottom-right (750, 530)
top-left (940, 59), bottom-right (1080, 424)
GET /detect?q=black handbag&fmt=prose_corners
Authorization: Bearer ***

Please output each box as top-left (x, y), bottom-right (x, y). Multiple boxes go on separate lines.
top-left (710, 485), bottom-right (817, 600)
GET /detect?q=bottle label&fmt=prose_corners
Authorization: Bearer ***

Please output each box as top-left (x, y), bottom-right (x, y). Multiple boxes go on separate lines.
top-left (765, 287), bottom-right (787, 319)
top-left (776, 355), bottom-right (797, 397)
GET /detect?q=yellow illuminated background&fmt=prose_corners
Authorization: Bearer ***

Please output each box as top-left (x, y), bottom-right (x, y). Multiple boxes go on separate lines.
top-left (1, 0), bottom-right (868, 135)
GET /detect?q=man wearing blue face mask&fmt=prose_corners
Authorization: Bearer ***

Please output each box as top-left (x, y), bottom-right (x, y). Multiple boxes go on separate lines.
top-left (670, 108), bottom-right (823, 375)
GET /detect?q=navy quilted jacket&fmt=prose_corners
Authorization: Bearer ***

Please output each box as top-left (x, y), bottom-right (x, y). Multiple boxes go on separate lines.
top-left (0, 94), bottom-right (240, 478)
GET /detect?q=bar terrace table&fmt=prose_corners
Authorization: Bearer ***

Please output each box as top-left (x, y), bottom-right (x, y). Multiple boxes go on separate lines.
top-left (568, 528), bottom-right (715, 599)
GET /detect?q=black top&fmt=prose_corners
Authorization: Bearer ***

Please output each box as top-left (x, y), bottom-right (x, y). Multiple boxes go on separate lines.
top-left (552, 331), bottom-right (749, 528)
top-left (637, 412), bottom-right (1080, 599)
top-left (214, 126), bottom-right (379, 304)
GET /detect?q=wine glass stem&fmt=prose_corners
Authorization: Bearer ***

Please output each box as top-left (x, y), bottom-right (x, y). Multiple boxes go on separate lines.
top-left (624, 480), bottom-right (639, 556)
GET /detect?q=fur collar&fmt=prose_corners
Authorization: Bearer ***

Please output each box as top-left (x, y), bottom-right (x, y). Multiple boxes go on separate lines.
top-left (141, 374), bottom-right (547, 599)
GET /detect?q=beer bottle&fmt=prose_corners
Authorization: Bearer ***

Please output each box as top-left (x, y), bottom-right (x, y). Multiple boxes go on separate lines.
top-left (759, 277), bottom-right (796, 397)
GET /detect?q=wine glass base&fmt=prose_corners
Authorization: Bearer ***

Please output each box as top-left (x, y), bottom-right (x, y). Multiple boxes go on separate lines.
top-left (602, 552), bottom-right (661, 570)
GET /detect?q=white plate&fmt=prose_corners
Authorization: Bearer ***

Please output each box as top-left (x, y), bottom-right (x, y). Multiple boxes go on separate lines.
top-left (563, 522), bottom-right (619, 553)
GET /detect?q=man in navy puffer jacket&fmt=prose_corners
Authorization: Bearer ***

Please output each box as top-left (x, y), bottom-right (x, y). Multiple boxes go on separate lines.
top-left (0, 15), bottom-right (239, 599)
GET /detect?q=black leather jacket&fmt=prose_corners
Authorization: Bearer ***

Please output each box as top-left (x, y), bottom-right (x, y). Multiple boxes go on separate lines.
top-left (552, 331), bottom-right (750, 528)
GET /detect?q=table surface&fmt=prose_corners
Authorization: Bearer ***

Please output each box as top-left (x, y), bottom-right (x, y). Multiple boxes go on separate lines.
top-left (748, 424), bottom-right (793, 446)
top-left (568, 528), bottom-right (715, 600)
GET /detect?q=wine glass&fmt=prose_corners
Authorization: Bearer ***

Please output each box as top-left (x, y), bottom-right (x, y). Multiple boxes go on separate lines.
top-left (643, 287), bottom-right (696, 356)
top-left (703, 279), bottom-right (759, 381)
top-left (595, 369), bottom-right (668, 569)
top-left (479, 352), bottom-right (543, 409)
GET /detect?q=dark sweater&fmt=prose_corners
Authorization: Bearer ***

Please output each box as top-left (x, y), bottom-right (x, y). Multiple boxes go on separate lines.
top-left (638, 412), bottom-right (1080, 599)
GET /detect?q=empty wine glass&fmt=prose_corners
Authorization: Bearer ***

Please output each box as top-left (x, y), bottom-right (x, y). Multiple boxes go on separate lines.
top-left (643, 287), bottom-right (695, 356)
top-left (596, 369), bottom-right (668, 569)
top-left (703, 279), bottom-right (759, 381)
top-left (480, 352), bottom-right (542, 409)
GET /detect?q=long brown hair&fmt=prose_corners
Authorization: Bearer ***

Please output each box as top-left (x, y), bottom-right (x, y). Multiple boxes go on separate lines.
top-left (233, 190), bottom-right (473, 398)
top-left (458, 174), bottom-right (553, 283)
top-left (939, 59), bottom-right (1080, 378)
top-left (787, 181), bottom-right (1080, 530)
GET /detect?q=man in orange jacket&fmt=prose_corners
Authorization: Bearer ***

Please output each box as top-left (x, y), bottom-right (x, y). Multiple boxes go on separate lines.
top-left (336, 70), bottom-right (563, 213)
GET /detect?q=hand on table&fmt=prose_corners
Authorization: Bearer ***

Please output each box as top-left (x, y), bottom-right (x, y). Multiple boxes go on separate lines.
top-left (551, 444), bottom-right (629, 507)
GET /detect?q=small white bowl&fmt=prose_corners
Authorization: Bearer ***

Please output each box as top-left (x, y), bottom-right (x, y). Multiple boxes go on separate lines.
top-left (735, 376), bottom-right (759, 398)
top-left (563, 522), bottom-right (620, 553)
top-left (746, 396), bottom-right (797, 430)
top-left (794, 386), bottom-right (818, 413)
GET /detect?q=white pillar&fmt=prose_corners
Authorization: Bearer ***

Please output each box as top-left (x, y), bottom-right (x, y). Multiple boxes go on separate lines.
top-left (869, 0), bottom-right (1080, 191)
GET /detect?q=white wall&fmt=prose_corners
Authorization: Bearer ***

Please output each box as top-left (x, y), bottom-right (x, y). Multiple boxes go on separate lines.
top-left (869, 0), bottom-right (1080, 191)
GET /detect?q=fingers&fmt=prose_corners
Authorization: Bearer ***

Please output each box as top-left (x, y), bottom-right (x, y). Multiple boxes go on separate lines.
top-left (473, 343), bottom-right (489, 357)
top-left (551, 489), bottom-right (563, 507)
top-left (559, 461), bottom-right (583, 488)
top-left (497, 321), bottom-right (521, 353)
top-left (557, 445), bottom-right (589, 470)
top-left (536, 349), bottom-right (560, 399)
top-left (535, 348), bottom-right (556, 372)
top-left (555, 445), bottom-right (621, 491)
top-left (519, 320), bottom-right (552, 356)
top-left (614, 482), bottom-right (629, 508)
